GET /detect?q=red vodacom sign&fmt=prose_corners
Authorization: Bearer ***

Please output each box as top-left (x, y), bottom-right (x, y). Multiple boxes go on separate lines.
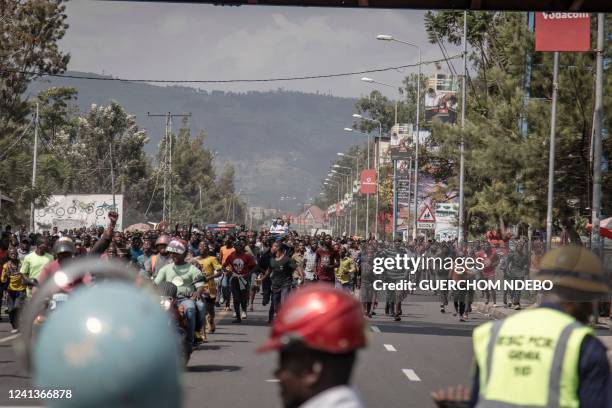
top-left (360, 169), bottom-right (377, 194)
top-left (535, 12), bottom-right (590, 52)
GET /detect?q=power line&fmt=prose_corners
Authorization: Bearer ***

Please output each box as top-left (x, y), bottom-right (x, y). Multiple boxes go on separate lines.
top-left (3, 55), bottom-right (462, 84)
top-left (0, 121), bottom-right (33, 161)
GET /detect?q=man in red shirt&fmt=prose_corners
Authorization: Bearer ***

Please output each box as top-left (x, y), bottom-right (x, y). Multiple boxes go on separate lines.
top-left (476, 243), bottom-right (499, 305)
top-left (315, 236), bottom-right (339, 283)
top-left (223, 241), bottom-right (256, 323)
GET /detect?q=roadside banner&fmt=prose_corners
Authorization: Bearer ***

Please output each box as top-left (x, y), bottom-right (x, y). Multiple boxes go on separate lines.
top-left (535, 12), bottom-right (590, 52)
top-left (360, 169), bottom-right (377, 194)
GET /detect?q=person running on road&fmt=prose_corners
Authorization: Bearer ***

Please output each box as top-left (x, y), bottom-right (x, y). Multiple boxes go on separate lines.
top-left (262, 242), bottom-right (296, 322)
top-left (335, 246), bottom-right (356, 293)
top-left (223, 241), bottom-right (256, 323)
top-left (1, 247), bottom-right (26, 332)
top-left (477, 243), bottom-right (499, 305)
top-left (195, 242), bottom-right (223, 334)
top-left (315, 237), bottom-right (338, 284)
top-left (258, 284), bottom-right (366, 408)
top-left (20, 237), bottom-right (52, 297)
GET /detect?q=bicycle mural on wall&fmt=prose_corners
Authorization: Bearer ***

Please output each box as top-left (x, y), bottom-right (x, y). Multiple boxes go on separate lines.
top-left (34, 194), bottom-right (123, 232)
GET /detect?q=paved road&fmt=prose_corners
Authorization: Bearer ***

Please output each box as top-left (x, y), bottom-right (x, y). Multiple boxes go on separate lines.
top-left (0, 293), bottom-right (610, 407)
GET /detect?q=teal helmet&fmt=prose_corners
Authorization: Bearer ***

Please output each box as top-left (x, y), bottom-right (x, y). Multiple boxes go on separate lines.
top-left (20, 259), bottom-right (182, 408)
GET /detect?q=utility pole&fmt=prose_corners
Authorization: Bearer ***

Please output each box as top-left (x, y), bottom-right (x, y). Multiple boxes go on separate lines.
top-left (30, 103), bottom-right (39, 232)
top-left (591, 13), bottom-right (604, 256)
top-left (458, 11), bottom-right (467, 244)
top-left (109, 142), bottom-right (116, 208)
top-left (392, 159), bottom-right (397, 241)
top-left (545, 52), bottom-right (560, 251)
top-left (147, 112), bottom-right (191, 223)
top-left (412, 46), bottom-right (422, 240)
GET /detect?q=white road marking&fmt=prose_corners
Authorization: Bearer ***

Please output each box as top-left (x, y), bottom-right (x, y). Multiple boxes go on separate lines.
top-left (371, 326), bottom-right (381, 333)
top-left (0, 333), bottom-right (20, 344)
top-left (402, 369), bottom-right (421, 382)
top-left (383, 344), bottom-right (397, 352)
top-left (265, 379), bottom-right (280, 383)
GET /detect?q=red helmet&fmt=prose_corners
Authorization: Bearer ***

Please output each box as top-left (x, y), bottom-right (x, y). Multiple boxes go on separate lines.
top-left (257, 284), bottom-right (366, 353)
top-left (155, 234), bottom-right (171, 247)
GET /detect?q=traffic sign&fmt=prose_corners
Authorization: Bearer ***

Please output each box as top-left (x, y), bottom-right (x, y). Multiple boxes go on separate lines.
top-left (417, 205), bottom-right (435, 230)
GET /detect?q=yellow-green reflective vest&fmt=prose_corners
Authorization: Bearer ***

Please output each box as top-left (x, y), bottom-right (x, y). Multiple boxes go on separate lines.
top-left (473, 308), bottom-right (592, 408)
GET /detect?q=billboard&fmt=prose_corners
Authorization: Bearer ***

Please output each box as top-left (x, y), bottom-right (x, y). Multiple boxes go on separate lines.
top-left (389, 123), bottom-right (414, 160)
top-left (535, 13), bottom-right (591, 52)
top-left (424, 74), bottom-right (458, 124)
top-left (34, 194), bottom-right (123, 232)
top-left (434, 202), bottom-right (459, 241)
top-left (360, 169), bottom-right (377, 194)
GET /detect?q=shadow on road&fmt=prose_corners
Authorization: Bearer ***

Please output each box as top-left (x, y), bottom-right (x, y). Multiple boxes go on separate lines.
top-left (0, 374), bottom-right (30, 380)
top-left (187, 365), bottom-right (241, 373)
top-left (375, 321), bottom-right (476, 337)
top-left (196, 344), bottom-right (228, 351)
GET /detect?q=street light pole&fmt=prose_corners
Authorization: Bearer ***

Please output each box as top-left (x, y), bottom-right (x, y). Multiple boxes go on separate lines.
top-left (30, 103), bottom-right (39, 232)
top-left (376, 34), bottom-right (422, 240)
top-left (338, 152), bottom-right (361, 237)
top-left (591, 13), bottom-right (604, 255)
top-left (546, 51), bottom-right (559, 251)
top-left (458, 11), bottom-right (467, 244)
top-left (345, 126), bottom-right (371, 238)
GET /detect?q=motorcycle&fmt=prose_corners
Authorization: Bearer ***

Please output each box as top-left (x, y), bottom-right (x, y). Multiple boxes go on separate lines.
top-left (157, 281), bottom-right (192, 366)
top-left (29, 279), bottom-right (72, 326)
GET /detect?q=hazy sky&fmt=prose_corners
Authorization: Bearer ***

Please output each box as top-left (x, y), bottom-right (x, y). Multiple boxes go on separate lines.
top-left (60, 1), bottom-right (461, 99)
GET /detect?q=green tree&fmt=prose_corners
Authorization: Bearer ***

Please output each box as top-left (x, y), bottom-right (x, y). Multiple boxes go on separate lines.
top-left (425, 12), bottom-right (612, 239)
top-left (0, 0), bottom-right (70, 135)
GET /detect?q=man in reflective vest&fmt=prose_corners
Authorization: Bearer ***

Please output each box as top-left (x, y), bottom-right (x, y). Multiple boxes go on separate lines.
top-left (470, 245), bottom-right (610, 408)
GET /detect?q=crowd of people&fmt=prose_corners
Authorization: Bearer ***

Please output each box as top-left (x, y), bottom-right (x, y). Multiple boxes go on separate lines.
top-left (0, 213), bottom-right (551, 341)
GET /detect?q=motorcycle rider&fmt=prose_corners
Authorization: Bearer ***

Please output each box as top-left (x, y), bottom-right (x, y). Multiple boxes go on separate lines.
top-left (147, 234), bottom-right (172, 278)
top-left (27, 261), bottom-right (182, 407)
top-left (154, 239), bottom-right (206, 350)
top-left (258, 284), bottom-right (366, 408)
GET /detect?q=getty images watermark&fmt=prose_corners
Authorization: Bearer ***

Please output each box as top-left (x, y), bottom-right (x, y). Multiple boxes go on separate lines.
top-left (368, 254), bottom-right (554, 292)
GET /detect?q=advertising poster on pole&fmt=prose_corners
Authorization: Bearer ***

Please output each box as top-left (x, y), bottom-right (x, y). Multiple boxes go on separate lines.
top-left (424, 73), bottom-right (458, 124)
top-left (396, 160), bottom-right (411, 230)
top-left (535, 13), bottom-right (591, 52)
top-left (435, 202), bottom-right (459, 241)
top-left (34, 194), bottom-right (123, 232)
top-left (360, 169), bottom-right (377, 194)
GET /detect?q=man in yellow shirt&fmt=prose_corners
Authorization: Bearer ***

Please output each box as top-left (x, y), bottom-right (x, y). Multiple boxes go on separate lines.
top-left (195, 242), bottom-right (224, 333)
top-left (335, 247), bottom-right (356, 292)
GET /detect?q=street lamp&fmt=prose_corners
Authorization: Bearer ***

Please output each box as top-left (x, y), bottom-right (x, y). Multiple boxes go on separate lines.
top-left (344, 127), bottom-right (374, 238)
top-left (352, 115), bottom-right (383, 239)
top-left (377, 33), bottom-right (422, 240)
top-left (337, 152), bottom-right (361, 237)
top-left (324, 179), bottom-right (341, 236)
top-left (361, 77), bottom-right (400, 126)
top-left (333, 169), bottom-right (352, 236)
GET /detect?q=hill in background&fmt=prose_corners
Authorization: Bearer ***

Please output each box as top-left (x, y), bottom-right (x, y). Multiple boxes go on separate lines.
top-left (28, 72), bottom-right (358, 208)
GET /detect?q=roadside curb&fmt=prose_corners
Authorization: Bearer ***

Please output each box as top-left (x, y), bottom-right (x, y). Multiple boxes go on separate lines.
top-left (473, 302), bottom-right (612, 330)
top-left (473, 302), bottom-right (525, 320)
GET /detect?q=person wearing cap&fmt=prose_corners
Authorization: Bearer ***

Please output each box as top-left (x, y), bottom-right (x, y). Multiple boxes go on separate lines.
top-left (258, 284), bottom-right (366, 408)
top-left (154, 239), bottom-right (206, 350)
top-left (459, 245), bottom-right (610, 408)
